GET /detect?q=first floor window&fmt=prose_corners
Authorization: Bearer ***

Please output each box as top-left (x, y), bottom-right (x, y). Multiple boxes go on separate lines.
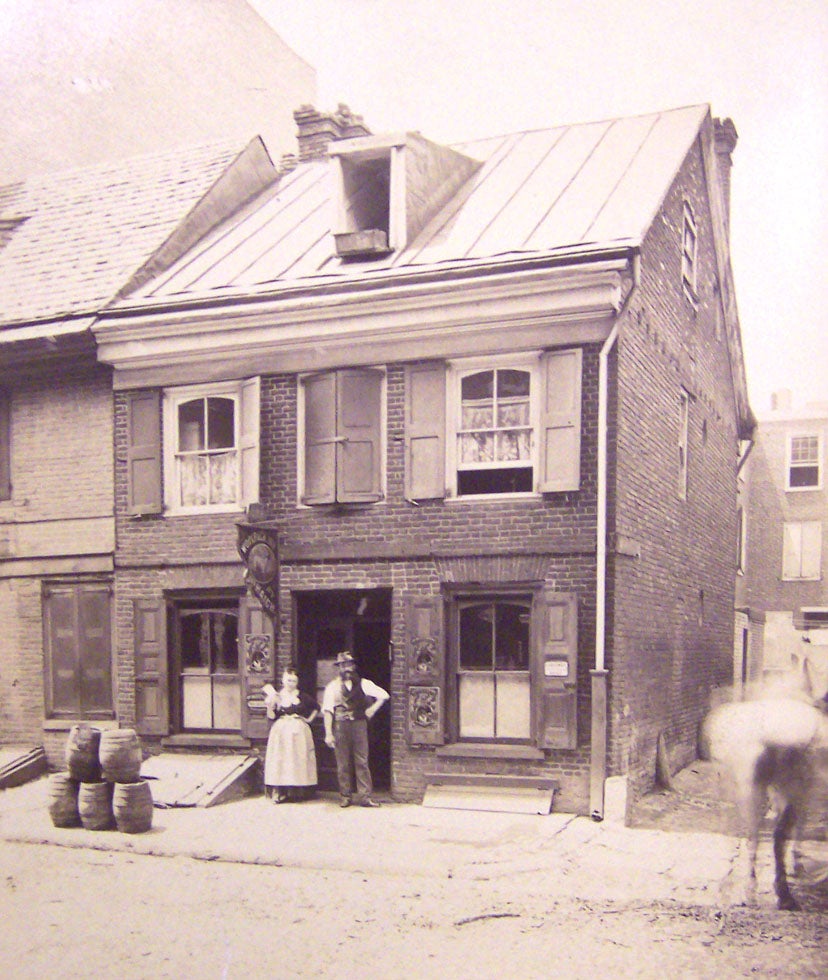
top-left (43, 580), bottom-right (113, 719)
top-left (173, 599), bottom-right (241, 731)
top-left (456, 596), bottom-right (532, 739)
top-left (782, 522), bottom-right (822, 580)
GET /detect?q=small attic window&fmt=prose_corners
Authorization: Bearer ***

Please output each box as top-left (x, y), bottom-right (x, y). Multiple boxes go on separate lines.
top-left (681, 201), bottom-right (697, 301)
top-left (334, 149), bottom-right (394, 257)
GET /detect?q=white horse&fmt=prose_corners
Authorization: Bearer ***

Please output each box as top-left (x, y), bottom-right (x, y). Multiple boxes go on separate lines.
top-left (702, 656), bottom-right (828, 910)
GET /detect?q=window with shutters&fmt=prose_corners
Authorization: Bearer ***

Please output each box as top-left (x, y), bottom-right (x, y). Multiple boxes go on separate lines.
top-left (441, 350), bottom-right (582, 498)
top-left (787, 433), bottom-right (822, 491)
top-left (43, 580), bottom-right (113, 719)
top-left (298, 368), bottom-right (385, 505)
top-left (440, 589), bottom-right (578, 750)
top-left (162, 378), bottom-right (260, 514)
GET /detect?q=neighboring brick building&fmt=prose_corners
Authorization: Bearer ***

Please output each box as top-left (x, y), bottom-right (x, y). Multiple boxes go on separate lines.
top-left (738, 390), bottom-right (828, 691)
top-left (87, 103), bottom-right (754, 817)
top-left (0, 139), bottom-right (280, 760)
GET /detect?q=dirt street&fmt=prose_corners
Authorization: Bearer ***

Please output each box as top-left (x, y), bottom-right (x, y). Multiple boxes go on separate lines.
top-left (1, 838), bottom-right (826, 980)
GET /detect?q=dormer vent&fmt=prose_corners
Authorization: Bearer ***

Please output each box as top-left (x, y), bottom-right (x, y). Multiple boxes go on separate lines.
top-left (330, 133), bottom-right (481, 259)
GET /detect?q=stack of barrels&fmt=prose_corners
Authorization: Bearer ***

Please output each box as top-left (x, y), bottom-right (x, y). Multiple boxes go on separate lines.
top-left (47, 725), bottom-right (154, 834)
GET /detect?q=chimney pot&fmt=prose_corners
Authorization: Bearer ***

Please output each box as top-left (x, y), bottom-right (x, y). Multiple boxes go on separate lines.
top-left (771, 389), bottom-right (792, 412)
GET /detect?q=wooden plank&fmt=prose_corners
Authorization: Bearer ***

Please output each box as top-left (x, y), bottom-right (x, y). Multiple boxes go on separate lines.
top-left (423, 781), bottom-right (556, 815)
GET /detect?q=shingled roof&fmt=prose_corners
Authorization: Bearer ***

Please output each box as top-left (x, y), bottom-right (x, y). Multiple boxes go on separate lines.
top-left (0, 137), bottom-right (277, 332)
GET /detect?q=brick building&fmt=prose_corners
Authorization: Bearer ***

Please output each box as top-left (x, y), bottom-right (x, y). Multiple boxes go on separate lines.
top-left (0, 138), bottom-right (281, 758)
top-left (82, 102), bottom-right (754, 817)
top-left (737, 391), bottom-right (828, 690)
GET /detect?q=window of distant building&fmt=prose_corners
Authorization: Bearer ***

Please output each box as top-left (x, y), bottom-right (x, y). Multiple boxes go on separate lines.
top-left (782, 521), bottom-right (822, 580)
top-left (787, 433), bottom-right (822, 491)
top-left (681, 201), bottom-right (698, 302)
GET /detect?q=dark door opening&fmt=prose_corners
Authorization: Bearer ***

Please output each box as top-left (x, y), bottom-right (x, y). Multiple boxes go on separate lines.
top-left (295, 589), bottom-right (392, 793)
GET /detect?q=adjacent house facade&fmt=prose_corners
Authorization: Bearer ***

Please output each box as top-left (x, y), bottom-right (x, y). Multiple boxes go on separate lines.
top-left (0, 139), bottom-right (281, 762)
top-left (81, 103), bottom-right (753, 816)
top-left (738, 390), bottom-right (828, 691)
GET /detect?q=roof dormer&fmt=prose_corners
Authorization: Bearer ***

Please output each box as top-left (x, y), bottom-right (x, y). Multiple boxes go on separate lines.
top-left (329, 132), bottom-right (481, 259)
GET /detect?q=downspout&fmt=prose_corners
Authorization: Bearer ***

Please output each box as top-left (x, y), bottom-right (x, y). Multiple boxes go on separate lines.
top-left (589, 321), bottom-right (618, 820)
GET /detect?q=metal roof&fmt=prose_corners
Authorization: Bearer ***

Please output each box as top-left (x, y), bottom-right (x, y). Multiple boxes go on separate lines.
top-left (132, 104), bottom-right (710, 303)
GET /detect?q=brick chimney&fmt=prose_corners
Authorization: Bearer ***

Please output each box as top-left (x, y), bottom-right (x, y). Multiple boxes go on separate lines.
top-left (713, 117), bottom-right (738, 233)
top-left (293, 104), bottom-right (371, 162)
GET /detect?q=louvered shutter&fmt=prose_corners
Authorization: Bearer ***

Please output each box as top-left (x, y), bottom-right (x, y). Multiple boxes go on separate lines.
top-left (78, 585), bottom-right (112, 715)
top-left (539, 349), bottom-right (582, 493)
top-left (126, 390), bottom-right (162, 514)
top-left (534, 591), bottom-right (578, 749)
top-left (302, 373), bottom-right (337, 504)
top-left (239, 377), bottom-right (260, 506)
top-left (239, 596), bottom-right (276, 740)
top-left (134, 599), bottom-right (169, 735)
top-left (405, 362), bottom-right (446, 500)
top-left (405, 593), bottom-right (445, 745)
top-left (338, 368), bottom-right (383, 503)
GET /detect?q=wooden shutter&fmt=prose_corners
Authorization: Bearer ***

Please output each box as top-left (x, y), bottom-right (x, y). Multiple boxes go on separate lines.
top-left (0, 388), bottom-right (10, 501)
top-left (405, 593), bottom-right (445, 745)
top-left (239, 377), bottom-right (260, 506)
top-left (534, 591), bottom-right (578, 749)
top-left (127, 390), bottom-right (162, 515)
top-left (134, 599), bottom-right (169, 735)
top-left (405, 362), bottom-right (446, 500)
top-left (77, 585), bottom-right (113, 715)
top-left (302, 372), bottom-right (337, 504)
top-left (338, 368), bottom-right (383, 503)
top-left (239, 596), bottom-right (276, 740)
top-left (44, 586), bottom-right (80, 715)
top-left (539, 348), bottom-right (582, 493)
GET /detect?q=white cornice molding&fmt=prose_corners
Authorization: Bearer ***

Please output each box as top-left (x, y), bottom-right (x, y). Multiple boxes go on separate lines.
top-left (95, 258), bottom-right (630, 389)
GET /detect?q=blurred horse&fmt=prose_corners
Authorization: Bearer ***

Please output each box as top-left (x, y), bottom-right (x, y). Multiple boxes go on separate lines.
top-left (702, 656), bottom-right (828, 910)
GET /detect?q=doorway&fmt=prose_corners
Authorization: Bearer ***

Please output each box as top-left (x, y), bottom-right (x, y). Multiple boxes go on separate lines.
top-left (295, 589), bottom-right (392, 792)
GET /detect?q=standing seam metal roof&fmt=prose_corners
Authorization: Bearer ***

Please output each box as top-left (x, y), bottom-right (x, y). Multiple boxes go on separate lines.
top-left (132, 104), bottom-right (710, 302)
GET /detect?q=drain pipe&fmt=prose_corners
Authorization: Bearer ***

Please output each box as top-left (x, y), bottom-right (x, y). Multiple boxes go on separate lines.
top-left (589, 320), bottom-right (619, 821)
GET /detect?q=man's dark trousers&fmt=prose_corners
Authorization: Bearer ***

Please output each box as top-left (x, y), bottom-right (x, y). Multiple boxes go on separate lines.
top-left (334, 717), bottom-right (372, 802)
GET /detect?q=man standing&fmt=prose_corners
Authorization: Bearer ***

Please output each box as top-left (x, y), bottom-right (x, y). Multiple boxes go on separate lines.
top-left (323, 651), bottom-right (389, 808)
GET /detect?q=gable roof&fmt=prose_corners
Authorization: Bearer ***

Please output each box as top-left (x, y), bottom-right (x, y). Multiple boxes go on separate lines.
top-left (128, 104), bottom-right (709, 303)
top-left (0, 138), bottom-right (277, 332)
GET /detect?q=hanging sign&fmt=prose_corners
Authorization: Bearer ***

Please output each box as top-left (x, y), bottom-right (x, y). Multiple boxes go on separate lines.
top-left (236, 522), bottom-right (279, 619)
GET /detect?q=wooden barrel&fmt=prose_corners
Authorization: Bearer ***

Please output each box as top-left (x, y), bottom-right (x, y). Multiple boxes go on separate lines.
top-left (65, 724), bottom-right (102, 782)
top-left (112, 780), bottom-right (154, 834)
top-left (99, 729), bottom-right (142, 783)
top-left (47, 772), bottom-right (81, 828)
top-left (78, 781), bottom-right (113, 831)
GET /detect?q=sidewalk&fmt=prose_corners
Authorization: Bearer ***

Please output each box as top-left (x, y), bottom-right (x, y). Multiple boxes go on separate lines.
top-left (0, 774), bottom-right (762, 908)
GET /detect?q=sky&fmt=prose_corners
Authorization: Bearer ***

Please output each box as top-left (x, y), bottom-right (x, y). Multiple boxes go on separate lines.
top-left (252, 0), bottom-right (828, 416)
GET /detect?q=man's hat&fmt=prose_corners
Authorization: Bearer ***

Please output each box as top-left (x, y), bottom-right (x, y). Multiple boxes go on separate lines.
top-left (334, 651), bottom-right (356, 668)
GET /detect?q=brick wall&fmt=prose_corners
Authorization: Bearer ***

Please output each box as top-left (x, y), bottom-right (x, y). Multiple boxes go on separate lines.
top-left (610, 138), bottom-right (741, 797)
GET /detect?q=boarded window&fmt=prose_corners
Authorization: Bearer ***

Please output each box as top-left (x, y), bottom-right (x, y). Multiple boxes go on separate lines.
top-left (44, 581), bottom-right (113, 719)
top-left (782, 522), bottom-right (822, 580)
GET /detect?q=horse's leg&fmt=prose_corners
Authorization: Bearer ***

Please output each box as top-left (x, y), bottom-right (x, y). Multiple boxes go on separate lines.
top-left (744, 783), bottom-right (764, 906)
top-left (773, 801), bottom-right (800, 911)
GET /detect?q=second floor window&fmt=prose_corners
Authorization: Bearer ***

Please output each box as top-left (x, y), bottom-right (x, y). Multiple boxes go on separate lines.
top-left (787, 434), bottom-right (821, 490)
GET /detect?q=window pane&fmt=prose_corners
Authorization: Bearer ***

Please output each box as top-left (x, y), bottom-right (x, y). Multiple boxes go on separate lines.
top-left (496, 674), bottom-right (531, 738)
top-left (494, 601), bottom-right (530, 669)
top-left (462, 371), bottom-right (493, 401)
top-left (209, 452), bottom-right (238, 504)
top-left (791, 436), bottom-right (818, 464)
top-left (181, 612), bottom-right (209, 670)
top-left (213, 676), bottom-right (241, 729)
top-left (459, 674), bottom-right (494, 737)
top-left (460, 431), bottom-right (494, 463)
top-left (207, 397), bottom-right (235, 449)
top-left (459, 603), bottom-right (493, 669)
top-left (213, 612), bottom-right (239, 672)
top-left (180, 455), bottom-right (208, 506)
top-left (179, 399), bottom-right (205, 451)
